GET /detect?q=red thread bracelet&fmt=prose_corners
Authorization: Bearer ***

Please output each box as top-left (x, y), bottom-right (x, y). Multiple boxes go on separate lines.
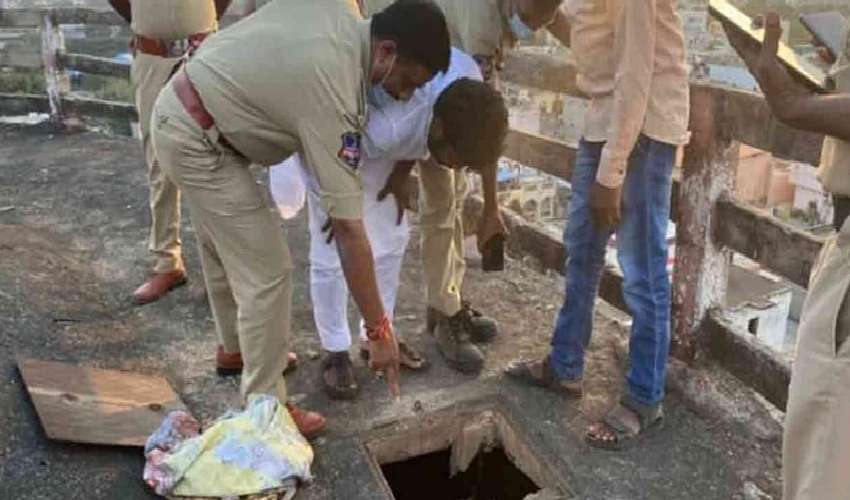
top-left (365, 314), bottom-right (392, 342)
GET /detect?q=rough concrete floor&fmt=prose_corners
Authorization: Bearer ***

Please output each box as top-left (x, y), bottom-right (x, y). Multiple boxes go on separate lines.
top-left (0, 124), bottom-right (783, 499)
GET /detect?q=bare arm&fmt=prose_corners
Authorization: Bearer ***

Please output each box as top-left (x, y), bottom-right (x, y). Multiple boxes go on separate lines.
top-left (723, 14), bottom-right (850, 141)
top-left (107, 0), bottom-right (131, 24)
top-left (331, 218), bottom-right (385, 326)
top-left (475, 160), bottom-right (507, 251)
top-left (776, 94), bottom-right (850, 141)
top-left (479, 161), bottom-right (499, 211)
top-left (546, 7), bottom-right (571, 48)
top-left (331, 217), bottom-right (400, 397)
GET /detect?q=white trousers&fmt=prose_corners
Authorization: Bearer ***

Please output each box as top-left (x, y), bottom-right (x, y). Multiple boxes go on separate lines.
top-left (271, 155), bottom-right (410, 353)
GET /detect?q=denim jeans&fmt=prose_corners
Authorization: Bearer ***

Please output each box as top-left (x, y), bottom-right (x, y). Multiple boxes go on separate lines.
top-left (550, 136), bottom-right (674, 408)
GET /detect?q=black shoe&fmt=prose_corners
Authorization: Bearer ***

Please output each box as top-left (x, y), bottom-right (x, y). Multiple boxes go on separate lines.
top-left (427, 303), bottom-right (498, 343)
top-left (320, 351), bottom-right (359, 400)
top-left (434, 312), bottom-right (484, 374)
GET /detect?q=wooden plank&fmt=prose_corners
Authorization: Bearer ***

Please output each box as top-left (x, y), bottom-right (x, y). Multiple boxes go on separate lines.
top-left (0, 50), bottom-right (42, 70)
top-left (18, 358), bottom-right (185, 447)
top-left (0, 92), bottom-right (135, 122)
top-left (502, 129), bottom-right (681, 222)
top-left (0, 92), bottom-right (51, 115)
top-left (500, 50), bottom-right (824, 166)
top-left (63, 95), bottom-right (136, 120)
top-left (0, 8), bottom-right (242, 27)
top-left (501, 49), bottom-right (585, 98)
top-left (59, 52), bottom-right (130, 79)
top-left (0, 8), bottom-right (123, 27)
top-left (714, 198), bottom-right (824, 288)
top-left (504, 129), bottom-right (576, 183)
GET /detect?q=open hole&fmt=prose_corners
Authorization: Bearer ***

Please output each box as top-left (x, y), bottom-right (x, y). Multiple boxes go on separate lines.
top-left (381, 446), bottom-right (539, 500)
top-left (365, 407), bottom-right (569, 500)
top-left (748, 317), bottom-right (759, 335)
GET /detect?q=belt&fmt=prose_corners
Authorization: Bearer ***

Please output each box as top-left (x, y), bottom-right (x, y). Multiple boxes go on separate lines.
top-left (172, 69), bottom-right (243, 156)
top-left (132, 32), bottom-right (210, 58)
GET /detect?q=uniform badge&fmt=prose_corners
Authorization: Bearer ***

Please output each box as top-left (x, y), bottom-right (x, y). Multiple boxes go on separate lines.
top-left (338, 131), bottom-right (362, 169)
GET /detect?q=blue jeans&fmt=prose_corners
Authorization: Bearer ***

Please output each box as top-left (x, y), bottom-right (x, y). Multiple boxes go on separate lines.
top-left (550, 136), bottom-right (674, 408)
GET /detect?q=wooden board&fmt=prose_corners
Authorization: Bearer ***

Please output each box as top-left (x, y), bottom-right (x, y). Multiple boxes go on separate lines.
top-left (708, 0), bottom-right (829, 92)
top-left (18, 358), bottom-right (186, 447)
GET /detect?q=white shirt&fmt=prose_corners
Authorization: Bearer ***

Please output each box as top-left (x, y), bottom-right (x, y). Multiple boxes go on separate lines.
top-left (272, 48), bottom-right (483, 209)
top-left (361, 47), bottom-right (483, 170)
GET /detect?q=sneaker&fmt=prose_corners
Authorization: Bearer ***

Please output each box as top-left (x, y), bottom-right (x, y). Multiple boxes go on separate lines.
top-left (434, 312), bottom-right (484, 373)
top-left (427, 302), bottom-right (498, 343)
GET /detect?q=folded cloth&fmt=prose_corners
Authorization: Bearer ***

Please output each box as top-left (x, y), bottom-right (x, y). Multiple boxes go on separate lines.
top-left (144, 395), bottom-right (313, 498)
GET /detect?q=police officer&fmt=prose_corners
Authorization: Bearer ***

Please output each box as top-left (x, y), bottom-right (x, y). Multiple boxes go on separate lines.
top-left (723, 13), bottom-right (850, 500)
top-left (359, 0), bottom-right (567, 372)
top-left (150, 0), bottom-right (450, 436)
top-left (107, 0), bottom-right (230, 305)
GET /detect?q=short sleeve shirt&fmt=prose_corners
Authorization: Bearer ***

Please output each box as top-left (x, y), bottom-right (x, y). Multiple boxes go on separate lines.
top-left (818, 39), bottom-right (850, 196)
top-left (130, 0), bottom-right (218, 40)
top-left (186, 0), bottom-right (369, 219)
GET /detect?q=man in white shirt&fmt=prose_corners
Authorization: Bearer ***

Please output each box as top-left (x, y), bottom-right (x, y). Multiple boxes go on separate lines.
top-left (271, 48), bottom-right (508, 398)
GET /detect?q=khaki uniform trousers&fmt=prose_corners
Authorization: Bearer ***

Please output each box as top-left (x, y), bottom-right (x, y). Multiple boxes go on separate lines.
top-left (418, 157), bottom-right (468, 316)
top-left (131, 53), bottom-right (184, 273)
top-left (151, 84), bottom-right (291, 403)
top-left (783, 223), bottom-right (850, 500)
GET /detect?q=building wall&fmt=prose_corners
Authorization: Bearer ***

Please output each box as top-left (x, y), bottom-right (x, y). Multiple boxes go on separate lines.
top-left (736, 146), bottom-right (773, 205)
top-left (766, 164), bottom-right (795, 207)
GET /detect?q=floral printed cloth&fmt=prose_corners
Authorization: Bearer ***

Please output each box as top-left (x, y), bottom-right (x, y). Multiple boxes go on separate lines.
top-left (143, 395), bottom-right (313, 498)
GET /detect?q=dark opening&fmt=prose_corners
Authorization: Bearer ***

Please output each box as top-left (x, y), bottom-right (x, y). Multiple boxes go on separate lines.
top-left (748, 317), bottom-right (759, 335)
top-left (380, 446), bottom-right (540, 500)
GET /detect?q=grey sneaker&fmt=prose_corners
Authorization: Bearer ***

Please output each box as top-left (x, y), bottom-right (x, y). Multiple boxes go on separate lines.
top-left (434, 313), bottom-right (485, 373)
top-left (427, 303), bottom-right (498, 343)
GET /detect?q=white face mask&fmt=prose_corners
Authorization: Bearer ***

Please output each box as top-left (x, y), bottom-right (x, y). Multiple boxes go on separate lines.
top-left (367, 84), bottom-right (395, 109)
top-left (509, 12), bottom-right (536, 41)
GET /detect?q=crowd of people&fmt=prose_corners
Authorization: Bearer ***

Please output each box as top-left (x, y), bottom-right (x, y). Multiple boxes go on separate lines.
top-left (105, 0), bottom-right (849, 497)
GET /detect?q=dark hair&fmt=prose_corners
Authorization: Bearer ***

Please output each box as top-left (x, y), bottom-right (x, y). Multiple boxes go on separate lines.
top-left (537, 0), bottom-right (563, 10)
top-left (434, 78), bottom-right (509, 167)
top-left (371, 0), bottom-right (450, 75)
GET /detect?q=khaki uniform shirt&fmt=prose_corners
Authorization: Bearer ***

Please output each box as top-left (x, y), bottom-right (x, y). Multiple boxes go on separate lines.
top-left (186, 0), bottom-right (369, 219)
top-left (565, 0), bottom-right (690, 188)
top-left (361, 0), bottom-right (509, 62)
top-left (130, 0), bottom-right (218, 40)
top-left (817, 37), bottom-right (850, 198)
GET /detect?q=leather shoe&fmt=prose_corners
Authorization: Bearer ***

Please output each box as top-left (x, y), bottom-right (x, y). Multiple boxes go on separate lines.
top-left (132, 270), bottom-right (187, 305)
top-left (286, 402), bottom-right (326, 438)
top-left (216, 346), bottom-right (298, 376)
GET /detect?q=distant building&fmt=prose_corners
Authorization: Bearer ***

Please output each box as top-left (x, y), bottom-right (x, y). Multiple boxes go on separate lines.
top-left (735, 145), bottom-right (795, 208)
top-left (493, 160), bottom-right (563, 223)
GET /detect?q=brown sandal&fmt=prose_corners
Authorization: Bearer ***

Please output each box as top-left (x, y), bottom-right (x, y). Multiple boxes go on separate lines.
top-left (585, 400), bottom-right (664, 451)
top-left (320, 351), bottom-right (359, 400)
top-left (360, 342), bottom-right (429, 371)
top-left (505, 356), bottom-right (583, 398)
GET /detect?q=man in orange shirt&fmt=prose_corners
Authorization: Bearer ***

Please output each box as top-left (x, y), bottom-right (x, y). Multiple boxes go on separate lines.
top-left (510, 0), bottom-right (690, 450)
